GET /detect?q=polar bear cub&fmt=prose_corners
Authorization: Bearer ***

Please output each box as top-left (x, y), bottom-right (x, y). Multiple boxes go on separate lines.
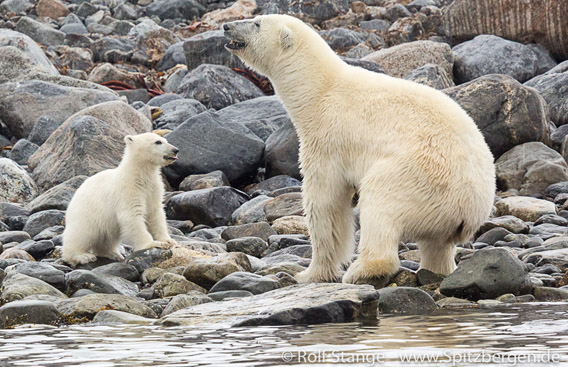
top-left (62, 132), bottom-right (179, 266)
top-left (223, 15), bottom-right (496, 285)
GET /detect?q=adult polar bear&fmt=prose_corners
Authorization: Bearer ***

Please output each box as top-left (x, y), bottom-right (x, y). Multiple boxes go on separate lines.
top-left (223, 15), bottom-right (495, 284)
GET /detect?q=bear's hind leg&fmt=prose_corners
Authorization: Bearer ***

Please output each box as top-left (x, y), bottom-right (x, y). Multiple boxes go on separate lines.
top-left (419, 240), bottom-right (456, 276)
top-left (62, 230), bottom-right (98, 267)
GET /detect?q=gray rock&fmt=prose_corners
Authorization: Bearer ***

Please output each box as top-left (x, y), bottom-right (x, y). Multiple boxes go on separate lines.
top-left (208, 271), bottom-right (280, 295)
top-left (231, 195), bottom-right (272, 225)
top-left (60, 23), bottom-right (89, 35)
top-left (0, 0), bottom-right (32, 13)
top-left (57, 293), bottom-right (157, 319)
top-left (444, 74), bottom-right (549, 159)
top-left (26, 176), bottom-right (86, 214)
top-left (453, 35), bottom-right (540, 83)
top-left (157, 42), bottom-right (185, 71)
top-left (360, 19), bottom-right (391, 32)
top-left (161, 291), bottom-right (213, 317)
top-left (264, 193), bottom-right (303, 222)
top-left (147, 94), bottom-right (182, 107)
top-left (33, 226), bottom-right (64, 241)
top-left (15, 17), bottom-right (65, 47)
top-left (163, 68), bottom-right (187, 93)
top-left (92, 263), bottom-right (140, 282)
top-left (28, 116), bottom-right (62, 146)
top-left (495, 196), bottom-right (556, 222)
top-left (222, 222), bottom-right (277, 242)
top-left (378, 287), bottom-right (437, 314)
top-left (15, 240), bottom-right (55, 260)
top-left (226, 237), bottom-right (268, 258)
top-left (525, 249), bottom-right (568, 271)
top-left (163, 111), bottom-right (264, 185)
top-left (0, 231), bottom-right (30, 244)
top-left (0, 29), bottom-right (59, 76)
top-left (152, 272), bottom-right (206, 298)
top-left (125, 247), bottom-right (173, 273)
top-left (182, 30), bottom-right (245, 71)
top-left (496, 142), bottom-right (568, 197)
top-left (405, 63), bottom-right (454, 90)
top-left (264, 122), bottom-right (301, 179)
top-left (93, 310), bottom-right (153, 324)
top-left (128, 19), bottom-right (161, 38)
top-left (259, 0), bottom-right (350, 25)
top-left (5, 262), bottom-right (65, 291)
top-left (183, 256), bottom-right (244, 290)
top-left (476, 227), bottom-right (512, 246)
top-left (10, 139), bottom-right (39, 166)
top-left (0, 80), bottom-right (118, 139)
top-left (91, 36), bottom-right (135, 63)
top-left (1, 272), bottom-right (67, 302)
top-left (160, 283), bottom-right (378, 327)
top-left (177, 64), bottom-right (264, 110)
top-left (166, 187), bottom-right (248, 227)
top-left (153, 98), bottom-right (207, 130)
top-left (319, 28), bottom-right (366, 52)
top-left (207, 290), bottom-right (254, 301)
top-left (0, 300), bottom-right (60, 328)
top-left (146, 0), bottom-right (206, 21)
top-left (0, 158), bottom-right (38, 204)
top-left (66, 269), bottom-right (139, 297)
top-left (179, 170), bottom-right (229, 191)
top-left (23, 210), bottom-right (65, 238)
top-left (479, 216), bottom-right (530, 235)
top-left (546, 181), bottom-right (568, 199)
top-left (440, 248), bottom-right (532, 300)
top-left (533, 287), bottom-right (568, 301)
top-left (525, 70), bottom-right (568, 127)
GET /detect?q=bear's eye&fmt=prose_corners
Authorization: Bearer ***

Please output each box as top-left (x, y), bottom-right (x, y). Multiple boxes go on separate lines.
top-left (255, 22), bottom-right (260, 28)
top-left (154, 141), bottom-right (162, 145)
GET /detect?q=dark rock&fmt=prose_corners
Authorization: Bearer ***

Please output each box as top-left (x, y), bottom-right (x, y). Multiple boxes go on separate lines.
top-left (16, 17), bottom-right (65, 47)
top-left (117, 89), bottom-right (151, 104)
top-left (165, 187), bottom-right (248, 227)
top-left (259, 0), bottom-right (350, 25)
top-left (319, 28), bottom-right (366, 52)
top-left (26, 176), bottom-right (86, 214)
top-left (400, 260), bottom-right (420, 271)
top-left (146, 0), bottom-right (206, 21)
top-left (360, 19), bottom-right (391, 32)
top-left (5, 262), bottom-right (65, 291)
top-left (405, 63), bottom-right (454, 90)
top-left (226, 237), bottom-right (268, 258)
top-left (496, 142), bottom-right (568, 197)
top-left (1, 272), bottom-right (66, 302)
top-left (57, 293), bottom-right (157, 319)
top-left (416, 268), bottom-right (445, 285)
top-left (546, 181), bottom-right (568, 199)
top-left (246, 175), bottom-right (302, 195)
top-left (444, 74), bottom-right (549, 159)
top-left (534, 214), bottom-right (568, 227)
top-left (207, 290), bottom-right (254, 301)
top-left (265, 234), bottom-right (310, 255)
top-left (179, 170), bottom-right (230, 191)
top-left (525, 70), bottom-right (568, 127)
top-left (182, 30), bottom-right (245, 71)
top-left (0, 300), bottom-right (61, 328)
top-left (22, 210), bottom-right (65, 238)
top-left (92, 263), bottom-right (140, 282)
top-left (177, 64), bottom-right (264, 110)
top-left (265, 245), bottom-right (312, 259)
top-left (163, 111), bottom-right (264, 185)
top-left (160, 283), bottom-right (378, 327)
top-left (222, 222), bottom-right (277, 242)
top-left (0, 159), bottom-right (38, 204)
top-left (0, 231), bottom-right (30, 244)
top-left (385, 3), bottom-right (412, 21)
top-left (153, 98), bottom-right (207, 130)
top-left (91, 36), bottom-right (135, 63)
top-left (231, 195), bottom-right (272, 225)
top-left (378, 286), bottom-right (437, 314)
top-left (65, 269), bottom-right (139, 297)
top-left (208, 272), bottom-right (280, 295)
top-left (126, 247), bottom-right (172, 273)
top-left (15, 240), bottom-right (54, 260)
top-left (476, 227), bottom-right (512, 246)
top-left (533, 287), bottom-right (568, 301)
top-left (157, 42), bottom-right (185, 71)
top-left (532, 263), bottom-right (562, 275)
top-left (440, 248), bottom-right (532, 300)
top-left (264, 122), bottom-right (301, 179)
top-left (10, 139), bottom-right (38, 166)
top-left (147, 94), bottom-right (182, 107)
top-left (60, 23), bottom-right (89, 35)
top-left (28, 116), bottom-right (61, 146)
top-left (34, 226), bottom-right (64, 241)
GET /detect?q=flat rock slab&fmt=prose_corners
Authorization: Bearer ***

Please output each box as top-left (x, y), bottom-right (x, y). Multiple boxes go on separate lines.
top-left (160, 283), bottom-right (379, 327)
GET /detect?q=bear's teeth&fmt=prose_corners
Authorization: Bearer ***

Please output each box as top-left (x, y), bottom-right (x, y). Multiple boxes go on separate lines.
top-left (229, 40), bottom-right (235, 45)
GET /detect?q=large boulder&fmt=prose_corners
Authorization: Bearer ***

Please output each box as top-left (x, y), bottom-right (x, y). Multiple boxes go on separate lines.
top-left (1, 272), bottom-right (67, 302)
top-left (176, 64), bottom-right (264, 110)
top-left (0, 81), bottom-right (118, 139)
top-left (452, 35), bottom-right (540, 83)
top-left (258, 0), bottom-right (350, 25)
top-left (25, 176), bottom-right (87, 213)
top-left (264, 121), bottom-right (301, 179)
top-left (182, 30), bottom-right (246, 71)
top-left (57, 294), bottom-right (156, 320)
top-left (15, 16), bottom-right (65, 47)
top-left (495, 196), bottom-right (556, 222)
top-left (0, 29), bottom-right (58, 77)
top-left (145, 0), bottom-right (206, 21)
top-left (442, 0), bottom-right (568, 61)
top-left (525, 68), bottom-right (568, 127)
top-left (0, 158), bottom-right (38, 204)
top-left (153, 98), bottom-right (207, 130)
top-left (362, 40), bottom-right (453, 79)
top-left (496, 142), bottom-right (568, 197)
top-left (444, 74), bottom-right (549, 159)
top-left (163, 111), bottom-right (265, 186)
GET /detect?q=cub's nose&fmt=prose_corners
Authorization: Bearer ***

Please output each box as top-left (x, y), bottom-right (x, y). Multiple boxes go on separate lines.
top-left (223, 23), bottom-right (229, 31)
top-left (172, 147), bottom-right (179, 154)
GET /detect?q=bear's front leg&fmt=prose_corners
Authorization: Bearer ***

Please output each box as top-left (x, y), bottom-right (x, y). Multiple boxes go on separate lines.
top-left (117, 210), bottom-right (165, 251)
top-left (146, 200), bottom-right (177, 248)
top-left (295, 173), bottom-right (356, 283)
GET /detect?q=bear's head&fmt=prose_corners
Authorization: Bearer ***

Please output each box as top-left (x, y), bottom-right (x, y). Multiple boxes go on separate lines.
top-left (123, 132), bottom-right (179, 167)
top-left (223, 14), bottom-right (318, 77)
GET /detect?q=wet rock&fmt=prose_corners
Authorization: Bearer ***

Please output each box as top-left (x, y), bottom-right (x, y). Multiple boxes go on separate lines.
top-left (10, 139), bottom-right (38, 166)
top-left (183, 256), bottom-right (245, 290)
top-left (405, 63), bottom-right (454, 90)
top-left (226, 237), bottom-right (268, 258)
top-left (177, 64), bottom-right (263, 110)
top-left (179, 171), bottom-right (229, 191)
top-left (182, 30), bottom-right (245, 71)
top-left (479, 216), bottom-right (530, 235)
top-left (264, 193), bottom-right (303, 222)
top-left (207, 290), bottom-right (254, 301)
top-left (378, 287), bottom-right (437, 315)
top-left (0, 158), bottom-right (38, 204)
top-left (208, 272), bottom-right (280, 295)
top-left (264, 122), bottom-right (301, 179)
top-left (231, 195), bottom-right (271, 225)
top-left (4, 262), bottom-right (65, 291)
top-left (57, 293), bottom-right (157, 319)
top-left (258, 0), bottom-right (350, 25)
top-left (0, 80), bottom-right (118, 139)
top-left (15, 240), bottom-right (54, 260)
top-left (1, 272), bottom-right (67, 302)
top-left (436, 297), bottom-right (476, 309)
top-left (222, 222), bottom-right (277, 242)
top-left (126, 247), bottom-right (173, 273)
top-left (66, 270), bottom-right (139, 297)
top-left (440, 248), bottom-right (532, 301)
top-left (272, 216), bottom-right (308, 236)
top-left (153, 272), bottom-right (206, 298)
top-left (442, 0), bottom-right (568, 60)
top-left (92, 263), bottom-right (140, 282)
top-left (153, 98), bottom-right (207, 130)
top-left (26, 176), bottom-right (86, 214)
top-left (495, 196), bottom-right (556, 222)
top-left (161, 291), bottom-right (213, 317)
top-left (533, 287), bottom-right (568, 301)
top-left (16, 17), bottom-right (65, 47)
top-left (444, 74), bottom-right (549, 159)
top-left (93, 310), bottom-right (153, 325)
top-left (22, 210), bottom-right (65, 238)
top-left (0, 300), bottom-right (61, 328)
top-left (525, 69), bottom-right (568, 127)
top-left (362, 40), bottom-right (453, 79)
top-left (146, 0), bottom-right (206, 21)
top-left (160, 283), bottom-right (378, 327)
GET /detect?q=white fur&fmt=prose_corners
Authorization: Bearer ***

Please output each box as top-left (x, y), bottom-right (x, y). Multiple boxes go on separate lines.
top-left (62, 133), bottom-right (179, 266)
top-left (224, 15), bottom-right (496, 284)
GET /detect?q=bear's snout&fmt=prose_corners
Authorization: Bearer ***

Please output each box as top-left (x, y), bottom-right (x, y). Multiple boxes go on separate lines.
top-left (223, 23), bottom-right (230, 31)
top-left (172, 147), bottom-right (179, 154)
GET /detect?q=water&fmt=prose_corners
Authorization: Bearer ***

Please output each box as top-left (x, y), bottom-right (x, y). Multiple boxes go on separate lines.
top-left (1, 303), bottom-right (568, 367)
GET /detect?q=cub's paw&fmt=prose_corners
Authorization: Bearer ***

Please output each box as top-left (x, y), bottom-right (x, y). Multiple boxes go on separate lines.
top-left (295, 267), bottom-right (339, 284)
top-left (342, 258), bottom-right (398, 288)
top-left (65, 253), bottom-right (97, 267)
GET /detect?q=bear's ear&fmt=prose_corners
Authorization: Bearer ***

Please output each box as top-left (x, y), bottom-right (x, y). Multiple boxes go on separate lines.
top-left (279, 26), bottom-right (293, 49)
top-left (124, 135), bottom-right (133, 144)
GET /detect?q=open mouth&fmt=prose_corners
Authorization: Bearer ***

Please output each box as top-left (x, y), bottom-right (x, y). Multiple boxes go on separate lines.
top-left (164, 155), bottom-right (178, 162)
top-left (225, 39), bottom-right (246, 50)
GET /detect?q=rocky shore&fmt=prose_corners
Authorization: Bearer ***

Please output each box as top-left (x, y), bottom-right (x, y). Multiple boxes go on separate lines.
top-left (1, 0), bottom-right (568, 329)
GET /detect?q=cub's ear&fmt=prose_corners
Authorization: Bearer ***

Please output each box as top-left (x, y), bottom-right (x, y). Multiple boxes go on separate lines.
top-left (124, 135), bottom-right (133, 144)
top-left (279, 26), bottom-right (293, 49)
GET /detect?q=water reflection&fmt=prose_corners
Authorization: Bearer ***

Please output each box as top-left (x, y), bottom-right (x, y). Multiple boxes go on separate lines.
top-left (0, 303), bottom-right (567, 366)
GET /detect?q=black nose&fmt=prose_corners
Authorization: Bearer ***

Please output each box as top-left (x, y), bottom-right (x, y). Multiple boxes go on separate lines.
top-left (223, 24), bottom-right (229, 31)
top-left (172, 147), bottom-right (179, 154)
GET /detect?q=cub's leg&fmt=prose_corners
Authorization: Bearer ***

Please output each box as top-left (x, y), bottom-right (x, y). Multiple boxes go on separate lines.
top-left (117, 206), bottom-right (166, 251)
top-left (62, 228), bottom-right (98, 266)
top-left (419, 240), bottom-right (456, 275)
top-left (146, 196), bottom-right (176, 248)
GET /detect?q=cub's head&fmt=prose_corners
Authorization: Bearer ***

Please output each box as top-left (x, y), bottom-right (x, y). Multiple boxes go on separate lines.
top-left (124, 132), bottom-right (179, 167)
top-left (223, 14), bottom-right (310, 77)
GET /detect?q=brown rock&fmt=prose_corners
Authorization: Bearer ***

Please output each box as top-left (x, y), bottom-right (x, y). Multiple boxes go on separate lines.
top-left (264, 192), bottom-right (304, 222)
top-left (36, 0), bottom-right (70, 19)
